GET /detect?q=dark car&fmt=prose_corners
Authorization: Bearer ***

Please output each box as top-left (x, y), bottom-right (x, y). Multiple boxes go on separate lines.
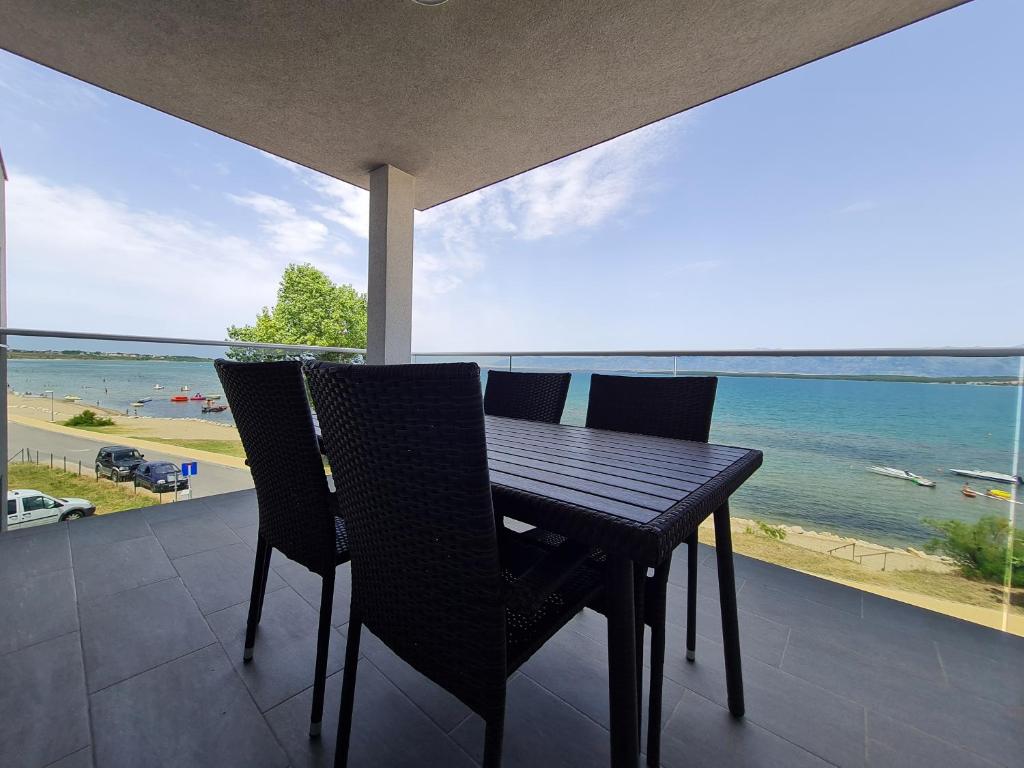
top-left (95, 445), bottom-right (146, 482)
top-left (133, 461), bottom-right (190, 492)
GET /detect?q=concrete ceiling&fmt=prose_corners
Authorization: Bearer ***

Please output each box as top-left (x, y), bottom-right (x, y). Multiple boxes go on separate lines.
top-left (0, 0), bottom-right (966, 209)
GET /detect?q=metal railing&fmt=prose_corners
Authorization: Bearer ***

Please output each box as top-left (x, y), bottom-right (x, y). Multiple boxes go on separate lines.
top-left (413, 346), bottom-right (1024, 358)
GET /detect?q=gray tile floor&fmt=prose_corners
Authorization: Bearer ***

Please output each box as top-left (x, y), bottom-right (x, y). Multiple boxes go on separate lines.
top-left (1, 490), bottom-right (1021, 767)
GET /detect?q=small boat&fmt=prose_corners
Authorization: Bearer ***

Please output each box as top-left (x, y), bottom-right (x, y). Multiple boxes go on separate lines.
top-left (138, 397), bottom-right (153, 403)
top-left (63, 395), bottom-right (82, 401)
top-left (153, 384), bottom-right (164, 390)
top-left (180, 386), bottom-right (190, 392)
top-left (988, 488), bottom-right (1012, 500)
top-left (170, 395), bottom-right (189, 403)
top-left (190, 393), bottom-right (206, 401)
top-left (204, 394), bottom-right (222, 401)
top-left (949, 469), bottom-right (1023, 485)
top-left (130, 401), bottom-right (145, 408)
top-left (202, 405), bottom-right (229, 414)
top-left (962, 487), bottom-right (979, 498)
top-left (867, 466), bottom-right (936, 487)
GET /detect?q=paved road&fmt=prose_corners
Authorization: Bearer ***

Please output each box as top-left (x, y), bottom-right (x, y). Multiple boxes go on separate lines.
top-left (7, 421), bottom-right (254, 499)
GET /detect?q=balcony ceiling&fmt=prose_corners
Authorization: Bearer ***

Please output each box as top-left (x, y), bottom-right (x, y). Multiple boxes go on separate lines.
top-left (0, 0), bottom-right (964, 209)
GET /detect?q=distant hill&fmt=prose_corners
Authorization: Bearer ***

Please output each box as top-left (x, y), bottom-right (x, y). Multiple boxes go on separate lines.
top-left (9, 349), bottom-right (213, 363)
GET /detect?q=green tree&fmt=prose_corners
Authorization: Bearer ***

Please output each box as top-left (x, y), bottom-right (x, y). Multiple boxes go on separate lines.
top-left (924, 515), bottom-right (1023, 586)
top-left (226, 264), bottom-right (367, 361)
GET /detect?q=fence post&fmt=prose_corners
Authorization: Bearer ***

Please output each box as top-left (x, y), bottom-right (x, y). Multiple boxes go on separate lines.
top-left (50, 453), bottom-right (53, 469)
top-left (63, 456), bottom-right (67, 472)
top-left (78, 460), bottom-right (82, 476)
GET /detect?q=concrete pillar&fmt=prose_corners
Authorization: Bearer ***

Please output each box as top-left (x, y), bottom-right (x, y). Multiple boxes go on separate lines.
top-left (366, 165), bottom-right (415, 365)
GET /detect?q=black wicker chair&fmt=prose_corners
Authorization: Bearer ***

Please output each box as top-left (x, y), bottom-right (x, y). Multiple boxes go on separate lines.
top-left (305, 361), bottom-right (604, 768)
top-left (526, 373), bottom-right (730, 767)
top-left (214, 358), bottom-right (350, 739)
top-left (483, 369), bottom-right (571, 423)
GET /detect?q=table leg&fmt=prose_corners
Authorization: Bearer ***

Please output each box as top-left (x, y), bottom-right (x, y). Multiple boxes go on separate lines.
top-left (713, 502), bottom-right (745, 717)
top-left (607, 555), bottom-right (640, 767)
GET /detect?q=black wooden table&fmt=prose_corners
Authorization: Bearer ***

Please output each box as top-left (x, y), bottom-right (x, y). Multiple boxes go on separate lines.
top-left (486, 415), bottom-right (762, 767)
top-left (313, 412), bottom-right (762, 767)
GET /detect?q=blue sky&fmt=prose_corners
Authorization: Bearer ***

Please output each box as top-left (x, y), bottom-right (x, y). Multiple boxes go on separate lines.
top-left (0, 0), bottom-right (1020, 352)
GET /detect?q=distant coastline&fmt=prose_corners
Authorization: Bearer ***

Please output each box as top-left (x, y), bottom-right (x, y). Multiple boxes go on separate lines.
top-left (8, 349), bottom-right (212, 363)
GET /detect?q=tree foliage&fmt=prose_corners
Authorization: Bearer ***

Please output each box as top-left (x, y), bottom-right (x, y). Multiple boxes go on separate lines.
top-left (226, 264), bottom-right (366, 361)
top-left (924, 515), bottom-right (1023, 586)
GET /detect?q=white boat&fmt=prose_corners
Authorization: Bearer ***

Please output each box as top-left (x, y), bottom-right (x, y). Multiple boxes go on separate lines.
top-left (153, 384), bottom-right (164, 390)
top-left (205, 394), bottom-right (222, 401)
top-left (949, 469), bottom-right (1023, 485)
top-left (62, 395), bottom-right (82, 402)
top-left (180, 385), bottom-right (190, 392)
top-left (130, 401), bottom-right (145, 408)
top-left (867, 466), bottom-right (936, 488)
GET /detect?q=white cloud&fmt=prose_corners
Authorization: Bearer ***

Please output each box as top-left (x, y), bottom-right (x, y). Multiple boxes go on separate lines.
top-left (229, 192), bottom-right (330, 255)
top-left (5, 173), bottom-right (361, 339)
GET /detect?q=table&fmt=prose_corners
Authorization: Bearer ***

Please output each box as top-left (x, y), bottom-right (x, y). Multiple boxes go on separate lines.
top-left (484, 416), bottom-right (762, 767)
top-left (315, 412), bottom-right (762, 767)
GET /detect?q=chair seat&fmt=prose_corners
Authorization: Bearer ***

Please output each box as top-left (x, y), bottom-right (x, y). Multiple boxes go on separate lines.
top-left (499, 532), bottom-right (605, 672)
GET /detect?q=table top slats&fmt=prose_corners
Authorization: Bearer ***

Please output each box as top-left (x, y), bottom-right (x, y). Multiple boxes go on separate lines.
top-left (485, 442), bottom-right (702, 493)
top-left (486, 429), bottom-right (724, 478)
top-left (488, 458), bottom-right (679, 511)
top-left (489, 470), bottom-right (661, 524)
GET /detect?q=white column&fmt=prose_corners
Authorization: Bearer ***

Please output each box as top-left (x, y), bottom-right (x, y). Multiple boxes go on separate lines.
top-left (366, 165), bottom-right (415, 365)
top-left (0, 154), bottom-right (8, 532)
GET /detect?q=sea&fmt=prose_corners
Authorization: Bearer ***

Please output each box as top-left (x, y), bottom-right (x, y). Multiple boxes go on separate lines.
top-left (8, 357), bottom-right (1023, 548)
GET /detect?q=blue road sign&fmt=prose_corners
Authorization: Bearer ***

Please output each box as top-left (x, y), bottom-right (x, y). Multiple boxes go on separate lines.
top-left (181, 462), bottom-right (198, 477)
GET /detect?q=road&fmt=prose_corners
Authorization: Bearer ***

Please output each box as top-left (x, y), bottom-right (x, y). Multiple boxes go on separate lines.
top-left (7, 421), bottom-right (254, 499)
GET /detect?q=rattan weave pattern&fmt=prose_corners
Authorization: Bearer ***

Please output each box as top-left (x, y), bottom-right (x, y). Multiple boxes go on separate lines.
top-left (585, 373), bottom-right (718, 441)
top-left (483, 370), bottom-right (571, 424)
top-left (305, 361), bottom-right (602, 720)
top-left (215, 359), bottom-right (347, 575)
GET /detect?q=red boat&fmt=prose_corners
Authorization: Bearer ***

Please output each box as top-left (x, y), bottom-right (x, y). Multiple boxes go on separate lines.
top-left (190, 393), bottom-right (206, 401)
top-left (170, 395), bottom-right (189, 402)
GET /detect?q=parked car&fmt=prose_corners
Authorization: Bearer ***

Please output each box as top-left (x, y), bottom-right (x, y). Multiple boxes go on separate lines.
top-left (7, 489), bottom-right (96, 530)
top-left (95, 445), bottom-right (146, 482)
top-left (133, 461), bottom-right (189, 492)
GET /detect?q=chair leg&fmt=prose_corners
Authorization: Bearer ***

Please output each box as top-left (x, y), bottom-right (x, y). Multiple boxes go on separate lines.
top-left (243, 535), bottom-right (269, 662)
top-left (646, 614), bottom-right (666, 768)
top-left (483, 711), bottom-right (505, 768)
top-left (309, 574), bottom-right (335, 738)
top-left (686, 533), bottom-right (698, 662)
top-left (334, 610), bottom-right (362, 768)
top-left (255, 539), bottom-right (273, 624)
top-left (713, 503), bottom-right (744, 717)
top-left (634, 562), bottom-right (645, 737)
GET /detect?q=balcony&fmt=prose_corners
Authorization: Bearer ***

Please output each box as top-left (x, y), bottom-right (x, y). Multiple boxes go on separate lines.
top-left (3, 490), bottom-right (1021, 768)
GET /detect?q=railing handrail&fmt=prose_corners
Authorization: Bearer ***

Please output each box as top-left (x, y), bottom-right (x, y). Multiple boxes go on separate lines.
top-left (415, 347), bottom-right (1024, 359)
top-left (0, 327), bottom-right (365, 355)
top-left (1, 327), bottom-right (1021, 359)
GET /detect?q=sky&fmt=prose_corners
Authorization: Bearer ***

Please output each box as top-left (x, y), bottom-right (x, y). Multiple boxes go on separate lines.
top-left (0, 0), bottom-right (1021, 353)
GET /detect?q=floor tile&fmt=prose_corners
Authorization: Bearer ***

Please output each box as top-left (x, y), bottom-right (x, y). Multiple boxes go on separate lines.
top-left (358, 629), bottom-right (472, 732)
top-left (173, 541), bottom-right (285, 615)
top-left (659, 689), bottom-right (831, 768)
top-left (142, 497), bottom-right (211, 523)
top-left (69, 511), bottom-right (153, 555)
top-left (0, 567), bottom-right (78, 655)
top-left (73, 535), bottom-right (177, 603)
top-left (44, 746), bottom-right (94, 768)
top-left (90, 644), bottom-right (287, 768)
top-left (450, 673), bottom-right (611, 768)
top-left (266, 661), bottom-right (476, 768)
top-left (206, 587), bottom-right (346, 712)
top-left (79, 577), bottom-right (215, 692)
top-left (935, 640), bottom-right (1024, 708)
top-left (0, 633), bottom-right (89, 768)
top-left (273, 557), bottom-right (351, 628)
top-left (151, 512), bottom-right (241, 559)
top-left (204, 492), bottom-right (259, 530)
top-left (865, 710), bottom-right (1000, 768)
top-left (0, 525), bottom-right (71, 580)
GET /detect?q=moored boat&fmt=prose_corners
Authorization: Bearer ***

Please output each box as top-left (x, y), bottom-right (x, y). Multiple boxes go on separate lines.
top-left (205, 394), bottom-right (222, 401)
top-left (190, 393), bottom-right (205, 400)
top-left (988, 488), bottom-right (1012, 500)
top-left (170, 395), bottom-right (189, 402)
top-left (63, 394), bottom-right (82, 401)
top-left (153, 384), bottom-right (164, 390)
top-left (138, 397), bottom-right (153, 403)
top-left (202, 404), bottom-right (228, 413)
top-left (130, 401), bottom-right (145, 407)
top-left (867, 466), bottom-right (936, 487)
top-left (949, 469), bottom-right (1023, 485)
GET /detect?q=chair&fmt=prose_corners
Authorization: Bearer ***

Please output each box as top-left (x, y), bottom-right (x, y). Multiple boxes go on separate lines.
top-left (304, 361), bottom-right (604, 768)
top-left (527, 373), bottom-right (732, 767)
top-left (483, 369), bottom-right (571, 423)
top-left (214, 358), bottom-right (350, 738)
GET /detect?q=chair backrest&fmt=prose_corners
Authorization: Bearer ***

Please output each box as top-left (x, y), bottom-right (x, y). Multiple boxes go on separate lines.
top-left (214, 359), bottom-right (337, 574)
top-left (483, 369), bottom-right (571, 424)
top-left (585, 374), bottom-right (718, 442)
top-left (305, 361), bottom-right (507, 711)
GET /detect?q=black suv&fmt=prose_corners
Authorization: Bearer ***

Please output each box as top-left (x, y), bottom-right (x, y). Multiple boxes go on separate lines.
top-left (95, 446), bottom-right (146, 482)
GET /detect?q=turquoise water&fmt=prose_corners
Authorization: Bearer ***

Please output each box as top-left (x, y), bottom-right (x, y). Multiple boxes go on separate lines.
top-left (9, 358), bottom-right (1022, 547)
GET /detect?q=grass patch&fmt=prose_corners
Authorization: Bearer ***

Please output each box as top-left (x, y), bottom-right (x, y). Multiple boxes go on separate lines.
top-left (127, 437), bottom-right (247, 459)
top-left (67, 424), bottom-right (135, 435)
top-left (8, 463), bottom-right (158, 514)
